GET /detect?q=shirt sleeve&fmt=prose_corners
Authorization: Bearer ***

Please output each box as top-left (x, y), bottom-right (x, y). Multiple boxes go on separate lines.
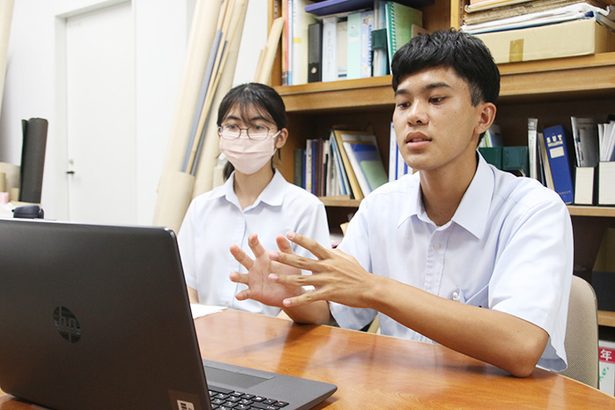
top-left (293, 200), bottom-right (330, 257)
top-left (177, 201), bottom-right (197, 290)
top-left (489, 194), bottom-right (573, 371)
top-left (330, 199), bottom-right (378, 330)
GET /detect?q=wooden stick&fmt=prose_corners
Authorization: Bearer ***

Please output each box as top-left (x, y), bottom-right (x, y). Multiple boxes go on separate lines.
top-left (253, 48), bottom-right (267, 82)
top-left (256, 17), bottom-right (284, 85)
top-left (192, 0), bottom-right (249, 195)
top-left (187, 0), bottom-right (243, 174)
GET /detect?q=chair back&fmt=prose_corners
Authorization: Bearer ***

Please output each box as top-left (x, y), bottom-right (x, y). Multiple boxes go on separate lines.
top-left (561, 276), bottom-right (599, 388)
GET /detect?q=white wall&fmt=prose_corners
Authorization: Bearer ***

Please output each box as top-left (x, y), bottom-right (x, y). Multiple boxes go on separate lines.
top-left (0, 0), bottom-right (267, 223)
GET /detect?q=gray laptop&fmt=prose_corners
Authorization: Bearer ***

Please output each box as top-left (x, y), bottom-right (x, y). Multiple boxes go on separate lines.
top-left (0, 219), bottom-right (336, 410)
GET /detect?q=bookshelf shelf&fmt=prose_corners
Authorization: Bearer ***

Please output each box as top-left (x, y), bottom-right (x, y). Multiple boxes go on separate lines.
top-left (568, 206), bottom-right (615, 218)
top-left (598, 310), bottom-right (615, 328)
top-left (275, 52), bottom-right (615, 112)
top-left (319, 197), bottom-right (361, 208)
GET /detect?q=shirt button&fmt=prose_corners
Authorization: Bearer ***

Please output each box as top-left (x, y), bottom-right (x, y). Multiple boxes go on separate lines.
top-left (451, 290), bottom-right (461, 302)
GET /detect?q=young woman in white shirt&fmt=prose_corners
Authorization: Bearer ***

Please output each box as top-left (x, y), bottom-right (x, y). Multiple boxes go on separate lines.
top-left (177, 82), bottom-right (330, 316)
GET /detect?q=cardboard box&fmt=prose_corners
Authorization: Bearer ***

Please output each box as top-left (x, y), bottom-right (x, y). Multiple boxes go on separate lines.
top-left (475, 19), bottom-right (615, 64)
top-left (599, 340), bottom-right (615, 396)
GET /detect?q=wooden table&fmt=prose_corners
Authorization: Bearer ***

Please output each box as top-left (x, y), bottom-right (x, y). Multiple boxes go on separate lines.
top-left (1, 309), bottom-right (614, 408)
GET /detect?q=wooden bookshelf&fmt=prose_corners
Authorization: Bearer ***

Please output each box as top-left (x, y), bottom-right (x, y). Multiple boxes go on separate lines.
top-left (598, 310), bottom-right (615, 328)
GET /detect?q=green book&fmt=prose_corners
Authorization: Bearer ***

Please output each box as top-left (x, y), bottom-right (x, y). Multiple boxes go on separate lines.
top-left (385, 1), bottom-right (423, 67)
top-left (478, 147), bottom-right (503, 170)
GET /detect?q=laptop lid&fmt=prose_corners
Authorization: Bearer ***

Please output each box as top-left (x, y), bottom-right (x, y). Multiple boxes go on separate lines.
top-left (0, 219), bottom-right (335, 410)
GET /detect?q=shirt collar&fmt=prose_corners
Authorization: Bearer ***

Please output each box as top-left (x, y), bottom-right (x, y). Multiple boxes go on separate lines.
top-left (450, 154), bottom-right (494, 239)
top-left (396, 173), bottom-right (422, 228)
top-left (213, 169), bottom-right (286, 208)
top-left (396, 154), bottom-right (494, 239)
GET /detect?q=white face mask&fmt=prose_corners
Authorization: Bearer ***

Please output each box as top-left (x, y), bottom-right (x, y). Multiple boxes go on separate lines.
top-left (219, 133), bottom-right (278, 175)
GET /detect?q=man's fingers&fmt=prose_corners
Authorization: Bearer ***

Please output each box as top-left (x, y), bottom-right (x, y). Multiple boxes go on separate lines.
top-left (229, 271), bottom-right (249, 285)
top-left (235, 289), bottom-right (252, 301)
top-left (230, 245), bottom-right (254, 270)
top-left (286, 232), bottom-right (331, 260)
top-left (271, 251), bottom-right (319, 272)
top-left (276, 235), bottom-right (294, 254)
top-left (247, 233), bottom-right (267, 258)
top-left (270, 271), bottom-right (328, 287)
top-left (281, 289), bottom-right (324, 307)
top-left (270, 259), bottom-right (301, 276)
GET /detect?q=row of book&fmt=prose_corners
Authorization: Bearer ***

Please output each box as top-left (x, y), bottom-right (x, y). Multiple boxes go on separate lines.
top-left (281, 0), bottom-right (428, 85)
top-left (461, 0), bottom-right (615, 64)
top-left (481, 116), bottom-right (615, 206)
top-left (294, 129), bottom-right (388, 200)
top-left (461, 0), bottom-right (615, 34)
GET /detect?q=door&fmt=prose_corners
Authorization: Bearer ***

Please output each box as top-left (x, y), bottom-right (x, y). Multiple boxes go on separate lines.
top-left (65, 1), bottom-right (135, 224)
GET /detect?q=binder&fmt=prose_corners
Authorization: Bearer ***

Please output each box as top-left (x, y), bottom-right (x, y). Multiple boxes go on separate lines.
top-left (542, 124), bottom-right (574, 204)
top-left (385, 2), bottom-right (423, 68)
top-left (321, 16), bottom-right (339, 82)
top-left (528, 118), bottom-right (539, 180)
top-left (598, 161), bottom-right (615, 205)
top-left (346, 11), bottom-right (362, 79)
top-left (574, 166), bottom-right (595, 205)
top-left (307, 21), bottom-right (322, 82)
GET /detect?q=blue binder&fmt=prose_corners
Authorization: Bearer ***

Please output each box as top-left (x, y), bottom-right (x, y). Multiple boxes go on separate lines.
top-left (543, 125), bottom-right (574, 204)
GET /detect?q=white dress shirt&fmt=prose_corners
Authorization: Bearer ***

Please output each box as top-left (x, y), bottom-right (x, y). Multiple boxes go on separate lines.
top-left (332, 154), bottom-right (573, 371)
top-left (178, 170), bottom-right (330, 317)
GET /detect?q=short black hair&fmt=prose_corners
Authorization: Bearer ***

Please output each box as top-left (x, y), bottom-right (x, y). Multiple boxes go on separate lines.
top-left (391, 29), bottom-right (500, 106)
top-left (217, 82), bottom-right (287, 129)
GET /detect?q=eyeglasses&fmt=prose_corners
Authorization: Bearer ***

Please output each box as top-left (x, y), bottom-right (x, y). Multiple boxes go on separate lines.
top-left (217, 124), bottom-right (279, 141)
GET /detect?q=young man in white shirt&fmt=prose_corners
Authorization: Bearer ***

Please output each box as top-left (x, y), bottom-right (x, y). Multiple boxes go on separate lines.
top-left (229, 30), bottom-right (573, 377)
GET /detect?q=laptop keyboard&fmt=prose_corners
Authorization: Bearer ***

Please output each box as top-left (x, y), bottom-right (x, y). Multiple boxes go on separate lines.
top-left (208, 386), bottom-right (289, 410)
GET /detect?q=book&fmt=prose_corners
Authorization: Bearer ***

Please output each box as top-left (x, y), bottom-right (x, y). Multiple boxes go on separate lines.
top-left (321, 15), bottom-right (339, 81)
top-left (372, 0), bottom-right (389, 77)
top-left (528, 118), bottom-right (539, 180)
top-left (598, 161), bottom-right (615, 205)
top-left (294, 148), bottom-right (305, 187)
top-left (574, 166), bottom-right (595, 205)
top-left (304, 0), bottom-right (434, 16)
top-left (502, 146), bottom-right (529, 176)
top-left (385, 2), bottom-right (423, 69)
top-left (538, 131), bottom-right (555, 190)
top-left (346, 11), bottom-right (362, 79)
top-left (329, 132), bottom-right (351, 195)
top-left (336, 18), bottom-right (348, 79)
top-left (291, 0), bottom-right (317, 85)
top-left (466, 0), bottom-right (545, 13)
top-left (343, 141), bottom-right (388, 194)
top-left (333, 129), bottom-right (364, 200)
top-left (599, 118), bottom-right (615, 162)
top-left (478, 146), bottom-right (503, 169)
top-left (571, 116), bottom-right (600, 168)
top-left (336, 130), bottom-right (387, 195)
top-left (462, 3), bottom-right (614, 35)
top-left (307, 21), bottom-right (323, 82)
top-left (543, 124), bottom-right (574, 204)
top-left (359, 9), bottom-right (374, 78)
top-left (463, 0), bottom-right (583, 25)
top-left (305, 138), bottom-right (313, 192)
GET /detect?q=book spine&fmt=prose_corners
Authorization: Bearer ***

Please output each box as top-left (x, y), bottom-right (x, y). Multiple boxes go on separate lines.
top-left (543, 125), bottom-right (574, 204)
